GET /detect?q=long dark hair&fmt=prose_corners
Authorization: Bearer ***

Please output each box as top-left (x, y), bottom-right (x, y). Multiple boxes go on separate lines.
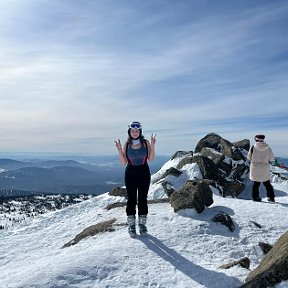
top-left (127, 128), bottom-right (145, 145)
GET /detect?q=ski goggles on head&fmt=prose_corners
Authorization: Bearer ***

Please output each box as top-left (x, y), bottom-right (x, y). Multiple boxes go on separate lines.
top-left (128, 122), bottom-right (142, 129)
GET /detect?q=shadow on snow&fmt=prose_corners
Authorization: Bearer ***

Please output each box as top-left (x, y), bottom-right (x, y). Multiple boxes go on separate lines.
top-left (139, 234), bottom-right (242, 288)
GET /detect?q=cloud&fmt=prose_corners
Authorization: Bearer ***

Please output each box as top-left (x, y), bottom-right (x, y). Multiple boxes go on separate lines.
top-left (0, 0), bottom-right (287, 156)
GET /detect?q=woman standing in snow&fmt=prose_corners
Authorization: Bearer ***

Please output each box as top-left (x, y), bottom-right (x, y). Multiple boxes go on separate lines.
top-left (114, 121), bottom-right (156, 237)
top-left (247, 134), bottom-right (275, 202)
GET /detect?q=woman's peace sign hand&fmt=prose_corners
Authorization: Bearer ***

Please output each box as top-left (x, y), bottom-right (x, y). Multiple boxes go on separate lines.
top-left (114, 139), bottom-right (122, 151)
top-left (151, 134), bottom-right (156, 145)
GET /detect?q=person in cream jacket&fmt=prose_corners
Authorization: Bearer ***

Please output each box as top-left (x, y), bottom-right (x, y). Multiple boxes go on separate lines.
top-left (247, 134), bottom-right (275, 202)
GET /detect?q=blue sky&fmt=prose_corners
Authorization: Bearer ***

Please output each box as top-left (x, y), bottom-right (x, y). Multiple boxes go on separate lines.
top-left (0, 0), bottom-right (287, 157)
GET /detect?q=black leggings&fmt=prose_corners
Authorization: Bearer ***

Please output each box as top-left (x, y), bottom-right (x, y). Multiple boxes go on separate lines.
top-left (252, 180), bottom-right (275, 199)
top-left (125, 164), bottom-right (151, 216)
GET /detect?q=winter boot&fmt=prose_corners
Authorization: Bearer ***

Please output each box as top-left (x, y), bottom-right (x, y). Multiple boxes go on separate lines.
top-left (138, 215), bottom-right (147, 236)
top-left (127, 215), bottom-right (136, 238)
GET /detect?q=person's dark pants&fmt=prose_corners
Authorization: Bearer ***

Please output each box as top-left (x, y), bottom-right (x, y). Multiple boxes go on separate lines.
top-left (125, 164), bottom-right (151, 216)
top-left (252, 180), bottom-right (275, 200)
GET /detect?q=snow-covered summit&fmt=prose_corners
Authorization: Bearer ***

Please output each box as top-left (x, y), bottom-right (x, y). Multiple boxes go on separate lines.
top-left (1, 149), bottom-right (288, 287)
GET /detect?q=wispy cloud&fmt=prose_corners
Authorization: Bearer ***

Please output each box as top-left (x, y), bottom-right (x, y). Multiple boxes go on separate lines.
top-left (0, 0), bottom-right (287, 156)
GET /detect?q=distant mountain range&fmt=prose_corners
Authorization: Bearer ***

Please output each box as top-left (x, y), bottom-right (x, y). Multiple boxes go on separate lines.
top-left (1, 153), bottom-right (286, 198)
top-left (0, 155), bottom-right (170, 198)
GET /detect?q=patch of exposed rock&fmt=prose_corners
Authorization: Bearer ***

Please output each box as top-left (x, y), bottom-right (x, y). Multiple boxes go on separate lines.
top-left (240, 230), bottom-right (288, 288)
top-left (219, 257), bottom-right (250, 269)
top-left (170, 151), bottom-right (193, 160)
top-left (108, 187), bottom-right (127, 199)
top-left (211, 211), bottom-right (235, 232)
top-left (62, 218), bottom-right (116, 248)
top-left (161, 181), bottom-right (176, 197)
top-left (259, 242), bottom-right (273, 255)
top-left (170, 180), bottom-right (213, 213)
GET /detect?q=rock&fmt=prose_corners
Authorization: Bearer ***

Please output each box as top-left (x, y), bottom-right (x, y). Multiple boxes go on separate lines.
top-left (62, 218), bottom-right (116, 248)
top-left (249, 221), bottom-right (262, 228)
top-left (194, 133), bottom-right (233, 157)
top-left (240, 230), bottom-right (288, 288)
top-left (232, 163), bottom-right (250, 181)
top-left (219, 257), bottom-right (250, 269)
top-left (170, 151), bottom-right (193, 160)
top-left (200, 147), bottom-right (231, 175)
top-left (105, 198), bottom-right (170, 211)
top-left (259, 242), bottom-right (273, 255)
top-left (152, 167), bottom-right (182, 184)
top-left (211, 211), bottom-right (235, 232)
top-left (105, 202), bottom-right (126, 210)
top-left (221, 181), bottom-right (245, 198)
top-left (233, 139), bottom-right (250, 152)
top-left (231, 146), bottom-right (246, 161)
top-left (191, 155), bottom-right (219, 181)
top-left (108, 187), bottom-right (127, 198)
top-left (161, 181), bottom-right (176, 197)
top-left (176, 156), bottom-right (194, 170)
top-left (162, 167), bottom-right (182, 178)
top-left (170, 180), bottom-right (213, 213)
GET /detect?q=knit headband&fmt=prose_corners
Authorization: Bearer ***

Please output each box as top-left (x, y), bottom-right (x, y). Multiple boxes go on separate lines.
top-left (255, 135), bottom-right (265, 142)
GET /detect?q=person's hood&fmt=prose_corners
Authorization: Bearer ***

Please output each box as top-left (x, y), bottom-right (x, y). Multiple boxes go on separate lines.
top-left (254, 142), bottom-right (270, 151)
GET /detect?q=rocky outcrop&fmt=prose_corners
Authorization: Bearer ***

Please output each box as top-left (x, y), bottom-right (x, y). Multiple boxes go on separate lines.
top-left (240, 230), bottom-right (288, 288)
top-left (144, 133), bottom-right (251, 215)
top-left (170, 180), bottom-right (213, 213)
top-left (157, 133), bottom-right (249, 199)
top-left (193, 133), bottom-right (249, 197)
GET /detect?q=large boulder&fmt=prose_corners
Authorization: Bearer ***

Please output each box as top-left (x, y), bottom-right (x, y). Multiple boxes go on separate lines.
top-left (195, 133), bottom-right (233, 157)
top-left (200, 147), bottom-right (231, 175)
top-left (220, 181), bottom-right (245, 198)
top-left (191, 155), bottom-right (219, 181)
top-left (170, 180), bottom-right (213, 213)
top-left (240, 230), bottom-right (288, 288)
top-left (195, 133), bottom-right (247, 161)
top-left (233, 139), bottom-right (250, 152)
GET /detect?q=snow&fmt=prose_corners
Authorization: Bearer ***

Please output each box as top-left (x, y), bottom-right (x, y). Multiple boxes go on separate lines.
top-left (1, 159), bottom-right (288, 288)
